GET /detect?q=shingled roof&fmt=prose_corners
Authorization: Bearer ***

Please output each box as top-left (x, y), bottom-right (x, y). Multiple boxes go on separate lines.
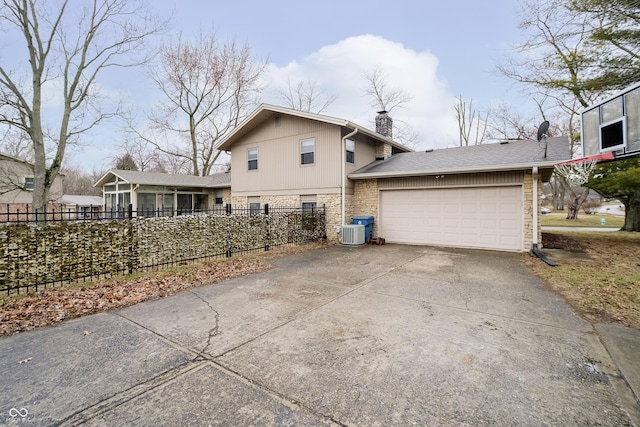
top-left (94, 170), bottom-right (231, 188)
top-left (349, 137), bottom-right (571, 179)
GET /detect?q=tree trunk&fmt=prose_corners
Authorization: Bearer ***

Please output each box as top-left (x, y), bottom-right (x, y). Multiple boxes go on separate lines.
top-left (566, 198), bottom-right (580, 220)
top-left (622, 190), bottom-right (640, 232)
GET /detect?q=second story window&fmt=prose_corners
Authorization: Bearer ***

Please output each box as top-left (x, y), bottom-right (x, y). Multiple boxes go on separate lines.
top-left (248, 148), bottom-right (258, 170)
top-left (301, 138), bottom-right (315, 165)
top-left (346, 139), bottom-right (355, 164)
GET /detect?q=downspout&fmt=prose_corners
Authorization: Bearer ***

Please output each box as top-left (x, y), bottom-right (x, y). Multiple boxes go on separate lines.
top-left (530, 166), bottom-right (557, 266)
top-left (532, 167), bottom-right (538, 246)
top-left (341, 128), bottom-right (358, 226)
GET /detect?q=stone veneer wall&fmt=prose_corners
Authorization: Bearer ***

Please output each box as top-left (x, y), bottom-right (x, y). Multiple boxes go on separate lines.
top-left (375, 143), bottom-right (392, 160)
top-left (350, 179), bottom-right (379, 238)
top-left (523, 172), bottom-right (542, 251)
top-left (222, 188), bottom-right (232, 205)
top-left (231, 194), bottom-right (342, 243)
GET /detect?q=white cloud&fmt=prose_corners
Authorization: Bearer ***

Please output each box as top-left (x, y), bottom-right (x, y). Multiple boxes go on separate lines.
top-left (263, 34), bottom-right (459, 150)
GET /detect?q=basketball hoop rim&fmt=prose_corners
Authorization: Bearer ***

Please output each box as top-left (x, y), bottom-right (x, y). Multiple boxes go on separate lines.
top-left (555, 152), bottom-right (615, 165)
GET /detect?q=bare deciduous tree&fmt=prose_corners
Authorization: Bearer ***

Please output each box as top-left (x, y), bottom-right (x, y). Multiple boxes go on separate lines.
top-left (0, 0), bottom-right (164, 212)
top-left (454, 96), bottom-right (488, 146)
top-left (362, 66), bottom-right (418, 147)
top-left (276, 78), bottom-right (336, 113)
top-left (498, 0), bottom-right (598, 110)
top-left (145, 30), bottom-right (268, 176)
top-left (115, 136), bottom-right (162, 172)
top-left (0, 127), bottom-right (34, 161)
top-left (60, 164), bottom-right (103, 196)
top-left (363, 66), bottom-right (413, 114)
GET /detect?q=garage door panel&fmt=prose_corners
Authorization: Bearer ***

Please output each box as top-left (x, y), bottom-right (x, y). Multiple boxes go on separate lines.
top-left (379, 187), bottom-right (523, 251)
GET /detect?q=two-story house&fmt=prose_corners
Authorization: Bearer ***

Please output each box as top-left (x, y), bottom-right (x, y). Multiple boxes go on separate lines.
top-left (217, 104), bottom-right (571, 251)
top-left (216, 105), bottom-right (411, 240)
top-left (0, 153), bottom-right (64, 204)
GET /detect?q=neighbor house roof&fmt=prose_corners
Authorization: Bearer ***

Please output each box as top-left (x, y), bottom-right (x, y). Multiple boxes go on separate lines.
top-left (61, 195), bottom-right (103, 206)
top-left (349, 137), bottom-right (572, 179)
top-left (94, 170), bottom-right (231, 188)
top-left (215, 104), bottom-right (413, 153)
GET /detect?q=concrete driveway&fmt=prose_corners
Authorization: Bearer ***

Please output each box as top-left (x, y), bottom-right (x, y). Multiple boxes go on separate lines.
top-left (1, 244), bottom-right (638, 426)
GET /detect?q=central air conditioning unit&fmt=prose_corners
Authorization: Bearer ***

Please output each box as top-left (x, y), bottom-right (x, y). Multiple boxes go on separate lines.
top-left (341, 224), bottom-right (365, 245)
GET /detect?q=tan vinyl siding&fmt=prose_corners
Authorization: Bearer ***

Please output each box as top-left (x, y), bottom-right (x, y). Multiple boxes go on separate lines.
top-left (230, 115), bottom-right (343, 193)
top-left (230, 114), bottom-right (381, 196)
top-left (344, 137), bottom-right (376, 192)
top-left (377, 171), bottom-right (524, 190)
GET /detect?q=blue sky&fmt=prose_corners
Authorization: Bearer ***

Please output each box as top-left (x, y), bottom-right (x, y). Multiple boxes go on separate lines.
top-left (6, 0), bottom-right (534, 172)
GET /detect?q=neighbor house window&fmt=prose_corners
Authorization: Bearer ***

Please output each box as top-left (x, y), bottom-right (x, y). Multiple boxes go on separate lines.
top-left (24, 177), bottom-right (34, 190)
top-left (300, 138), bottom-right (315, 165)
top-left (346, 139), bottom-right (355, 164)
top-left (248, 148), bottom-right (258, 170)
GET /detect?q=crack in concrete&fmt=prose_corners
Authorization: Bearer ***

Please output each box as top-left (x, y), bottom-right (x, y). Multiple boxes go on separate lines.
top-left (189, 290), bottom-right (220, 357)
top-left (56, 360), bottom-right (206, 426)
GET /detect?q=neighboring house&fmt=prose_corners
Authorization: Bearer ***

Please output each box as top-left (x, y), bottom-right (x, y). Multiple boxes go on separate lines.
top-left (94, 169), bottom-right (231, 215)
top-left (0, 153), bottom-right (64, 204)
top-left (60, 195), bottom-right (104, 219)
top-left (215, 104), bottom-right (571, 252)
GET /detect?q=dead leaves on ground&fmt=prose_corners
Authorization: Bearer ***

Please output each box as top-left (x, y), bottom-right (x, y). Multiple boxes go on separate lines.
top-left (0, 256), bottom-right (272, 336)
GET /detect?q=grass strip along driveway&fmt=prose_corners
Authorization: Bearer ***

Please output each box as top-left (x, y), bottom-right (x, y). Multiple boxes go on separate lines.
top-left (527, 231), bottom-right (640, 330)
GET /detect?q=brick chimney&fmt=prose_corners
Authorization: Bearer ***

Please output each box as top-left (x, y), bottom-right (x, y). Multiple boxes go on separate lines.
top-left (375, 110), bottom-right (393, 138)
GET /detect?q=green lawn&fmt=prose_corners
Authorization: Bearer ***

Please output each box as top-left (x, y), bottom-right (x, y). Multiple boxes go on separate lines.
top-left (540, 212), bottom-right (625, 228)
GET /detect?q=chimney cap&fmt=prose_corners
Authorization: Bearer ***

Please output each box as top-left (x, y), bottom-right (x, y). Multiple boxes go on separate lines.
top-left (377, 110), bottom-right (388, 115)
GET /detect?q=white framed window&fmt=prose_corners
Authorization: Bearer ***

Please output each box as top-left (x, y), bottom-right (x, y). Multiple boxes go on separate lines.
top-left (300, 138), bottom-right (315, 165)
top-left (600, 117), bottom-right (626, 152)
top-left (346, 139), bottom-right (355, 164)
top-left (24, 177), bottom-right (34, 190)
top-left (248, 148), bottom-right (258, 171)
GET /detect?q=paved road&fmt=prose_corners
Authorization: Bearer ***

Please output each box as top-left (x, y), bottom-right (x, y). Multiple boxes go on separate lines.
top-left (1, 245), bottom-right (638, 426)
top-left (542, 226), bottom-right (621, 232)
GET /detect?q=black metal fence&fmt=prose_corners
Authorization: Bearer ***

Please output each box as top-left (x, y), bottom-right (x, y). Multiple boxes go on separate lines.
top-left (0, 204), bottom-right (326, 295)
top-left (1, 203), bottom-right (236, 223)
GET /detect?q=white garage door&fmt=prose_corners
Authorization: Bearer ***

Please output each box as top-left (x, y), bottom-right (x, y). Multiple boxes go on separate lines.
top-left (379, 186), bottom-right (523, 251)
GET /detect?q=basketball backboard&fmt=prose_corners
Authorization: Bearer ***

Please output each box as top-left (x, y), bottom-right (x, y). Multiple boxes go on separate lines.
top-left (581, 82), bottom-right (640, 160)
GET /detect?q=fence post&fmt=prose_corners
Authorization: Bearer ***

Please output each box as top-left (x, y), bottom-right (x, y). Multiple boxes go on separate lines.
top-left (322, 204), bottom-right (327, 239)
top-left (264, 204), bottom-right (270, 252)
top-left (226, 203), bottom-right (232, 257)
top-left (128, 203), bottom-right (133, 220)
top-left (128, 217), bottom-right (134, 274)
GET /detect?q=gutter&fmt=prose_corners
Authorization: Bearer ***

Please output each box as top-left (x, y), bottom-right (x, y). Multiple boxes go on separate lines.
top-left (341, 128), bottom-right (358, 226)
top-left (348, 161), bottom-right (561, 180)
